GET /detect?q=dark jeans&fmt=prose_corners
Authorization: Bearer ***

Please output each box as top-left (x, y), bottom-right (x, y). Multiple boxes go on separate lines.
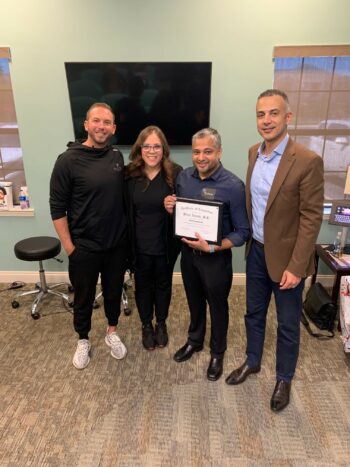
top-left (245, 240), bottom-right (305, 382)
top-left (181, 245), bottom-right (233, 357)
top-left (134, 254), bottom-right (173, 325)
top-left (69, 241), bottom-right (127, 339)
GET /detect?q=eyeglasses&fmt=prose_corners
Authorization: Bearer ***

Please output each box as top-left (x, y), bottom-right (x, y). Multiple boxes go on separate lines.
top-left (141, 144), bottom-right (162, 152)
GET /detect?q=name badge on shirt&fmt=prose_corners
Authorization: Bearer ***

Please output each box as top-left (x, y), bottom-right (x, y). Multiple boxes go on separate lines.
top-left (201, 187), bottom-right (216, 201)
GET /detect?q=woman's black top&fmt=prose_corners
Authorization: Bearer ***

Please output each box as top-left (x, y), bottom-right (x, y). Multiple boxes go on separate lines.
top-left (125, 163), bottom-right (182, 269)
top-left (133, 172), bottom-right (170, 255)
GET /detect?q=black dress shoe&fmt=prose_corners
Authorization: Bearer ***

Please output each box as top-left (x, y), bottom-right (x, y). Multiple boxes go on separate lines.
top-left (225, 361), bottom-right (261, 385)
top-left (155, 321), bottom-right (168, 348)
top-left (173, 343), bottom-right (203, 363)
top-left (142, 323), bottom-right (156, 351)
top-left (270, 380), bottom-right (291, 412)
top-left (207, 356), bottom-right (223, 381)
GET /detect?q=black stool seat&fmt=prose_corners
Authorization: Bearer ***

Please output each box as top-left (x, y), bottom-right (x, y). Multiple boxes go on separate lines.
top-left (14, 236), bottom-right (61, 262)
top-left (12, 236), bottom-right (72, 319)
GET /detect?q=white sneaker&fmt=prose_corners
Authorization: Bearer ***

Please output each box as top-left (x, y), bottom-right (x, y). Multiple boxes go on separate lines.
top-left (73, 339), bottom-right (91, 369)
top-left (105, 331), bottom-right (127, 360)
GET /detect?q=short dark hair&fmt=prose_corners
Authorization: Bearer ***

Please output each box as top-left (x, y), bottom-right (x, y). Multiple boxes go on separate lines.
top-left (86, 102), bottom-right (115, 122)
top-left (257, 89), bottom-right (290, 110)
top-left (0, 186), bottom-right (7, 196)
top-left (192, 128), bottom-right (222, 149)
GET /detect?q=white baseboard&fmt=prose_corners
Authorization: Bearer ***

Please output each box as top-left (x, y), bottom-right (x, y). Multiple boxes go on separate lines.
top-left (0, 270), bottom-right (72, 284)
top-left (0, 270), bottom-right (336, 287)
top-left (175, 274), bottom-right (333, 287)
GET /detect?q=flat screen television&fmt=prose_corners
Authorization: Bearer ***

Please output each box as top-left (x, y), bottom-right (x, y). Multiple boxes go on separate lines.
top-left (64, 62), bottom-right (212, 146)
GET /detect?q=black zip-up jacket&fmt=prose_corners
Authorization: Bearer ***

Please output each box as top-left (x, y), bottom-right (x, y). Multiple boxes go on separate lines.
top-left (49, 141), bottom-right (127, 252)
top-left (125, 163), bottom-right (182, 270)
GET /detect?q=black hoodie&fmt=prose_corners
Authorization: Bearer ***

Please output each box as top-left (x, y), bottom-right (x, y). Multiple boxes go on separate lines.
top-left (49, 141), bottom-right (126, 252)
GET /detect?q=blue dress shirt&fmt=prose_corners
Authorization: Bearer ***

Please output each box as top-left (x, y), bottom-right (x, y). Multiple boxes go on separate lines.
top-left (250, 134), bottom-right (289, 243)
top-left (176, 164), bottom-right (250, 247)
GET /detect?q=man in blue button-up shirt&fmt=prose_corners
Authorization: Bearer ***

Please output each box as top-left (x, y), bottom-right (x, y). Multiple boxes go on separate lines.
top-left (226, 90), bottom-right (324, 412)
top-left (164, 128), bottom-right (250, 381)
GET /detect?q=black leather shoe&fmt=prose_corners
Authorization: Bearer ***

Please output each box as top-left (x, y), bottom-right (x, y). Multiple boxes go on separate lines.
top-left (270, 380), bottom-right (291, 412)
top-left (142, 323), bottom-right (156, 351)
top-left (173, 343), bottom-right (203, 363)
top-left (225, 361), bottom-right (261, 385)
top-left (207, 356), bottom-right (223, 381)
top-left (155, 321), bottom-right (168, 348)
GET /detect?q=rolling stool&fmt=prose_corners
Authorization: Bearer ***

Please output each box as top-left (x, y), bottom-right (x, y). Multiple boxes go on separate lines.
top-left (93, 270), bottom-right (133, 316)
top-left (11, 236), bottom-right (73, 319)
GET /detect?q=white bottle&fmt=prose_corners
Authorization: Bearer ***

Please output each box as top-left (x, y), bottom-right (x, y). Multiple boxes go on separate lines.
top-left (22, 186), bottom-right (30, 208)
top-left (333, 231), bottom-right (342, 258)
top-left (19, 189), bottom-right (27, 209)
top-left (19, 186), bottom-right (30, 209)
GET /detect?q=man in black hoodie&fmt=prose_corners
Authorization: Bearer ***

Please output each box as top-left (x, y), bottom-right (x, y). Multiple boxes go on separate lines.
top-left (50, 103), bottom-right (128, 369)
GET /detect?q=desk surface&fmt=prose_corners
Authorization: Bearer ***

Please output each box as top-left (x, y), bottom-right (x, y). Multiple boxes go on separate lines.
top-left (316, 244), bottom-right (350, 271)
top-left (314, 244), bottom-right (350, 305)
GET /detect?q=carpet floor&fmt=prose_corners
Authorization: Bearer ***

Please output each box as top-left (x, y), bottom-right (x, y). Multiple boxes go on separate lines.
top-left (0, 283), bottom-right (349, 466)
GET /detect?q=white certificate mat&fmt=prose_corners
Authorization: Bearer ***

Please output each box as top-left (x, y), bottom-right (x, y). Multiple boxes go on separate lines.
top-left (174, 197), bottom-right (223, 245)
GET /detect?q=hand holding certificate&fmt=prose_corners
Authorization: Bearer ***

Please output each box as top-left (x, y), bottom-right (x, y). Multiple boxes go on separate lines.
top-left (174, 197), bottom-right (223, 245)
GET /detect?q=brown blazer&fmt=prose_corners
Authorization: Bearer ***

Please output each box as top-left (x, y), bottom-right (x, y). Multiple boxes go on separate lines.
top-left (246, 138), bottom-right (324, 282)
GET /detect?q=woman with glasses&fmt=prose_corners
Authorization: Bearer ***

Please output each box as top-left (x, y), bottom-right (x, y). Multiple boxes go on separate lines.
top-left (125, 126), bottom-right (182, 350)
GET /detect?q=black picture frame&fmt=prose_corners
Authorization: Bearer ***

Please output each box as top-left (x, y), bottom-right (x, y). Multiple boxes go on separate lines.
top-left (174, 197), bottom-right (223, 245)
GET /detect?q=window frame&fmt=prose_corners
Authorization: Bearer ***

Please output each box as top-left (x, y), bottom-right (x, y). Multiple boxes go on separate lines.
top-left (273, 45), bottom-right (350, 214)
top-left (0, 46), bottom-right (28, 212)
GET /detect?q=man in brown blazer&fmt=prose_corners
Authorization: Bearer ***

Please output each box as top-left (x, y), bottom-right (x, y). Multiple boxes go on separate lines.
top-left (226, 89), bottom-right (324, 412)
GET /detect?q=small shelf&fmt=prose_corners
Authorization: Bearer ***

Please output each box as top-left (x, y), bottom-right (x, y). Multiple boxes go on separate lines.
top-left (0, 206), bottom-right (35, 217)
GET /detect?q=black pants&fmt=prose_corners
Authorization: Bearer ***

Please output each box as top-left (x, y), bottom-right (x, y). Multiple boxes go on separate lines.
top-left (134, 254), bottom-right (172, 325)
top-left (69, 240), bottom-right (128, 339)
top-left (181, 245), bottom-right (233, 357)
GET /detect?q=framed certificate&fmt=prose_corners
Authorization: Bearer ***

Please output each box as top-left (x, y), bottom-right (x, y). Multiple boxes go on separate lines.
top-left (174, 197), bottom-right (223, 245)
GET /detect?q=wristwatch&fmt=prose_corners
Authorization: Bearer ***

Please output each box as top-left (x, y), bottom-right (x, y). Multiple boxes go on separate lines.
top-left (208, 244), bottom-right (215, 254)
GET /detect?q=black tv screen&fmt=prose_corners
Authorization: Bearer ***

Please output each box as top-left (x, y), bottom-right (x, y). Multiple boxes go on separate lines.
top-left (64, 62), bottom-right (212, 146)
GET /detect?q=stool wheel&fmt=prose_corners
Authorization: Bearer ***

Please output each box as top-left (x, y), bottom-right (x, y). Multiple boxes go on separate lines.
top-left (11, 300), bottom-right (20, 309)
top-left (32, 312), bottom-right (40, 320)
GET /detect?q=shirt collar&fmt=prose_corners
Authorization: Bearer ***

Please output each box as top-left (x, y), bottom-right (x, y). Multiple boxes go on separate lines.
top-left (257, 134), bottom-right (289, 161)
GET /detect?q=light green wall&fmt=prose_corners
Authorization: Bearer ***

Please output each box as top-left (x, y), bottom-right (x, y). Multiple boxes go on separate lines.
top-left (1, 0), bottom-right (349, 273)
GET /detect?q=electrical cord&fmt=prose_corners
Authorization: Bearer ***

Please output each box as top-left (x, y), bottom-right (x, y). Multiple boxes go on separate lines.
top-left (0, 281), bottom-right (25, 293)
